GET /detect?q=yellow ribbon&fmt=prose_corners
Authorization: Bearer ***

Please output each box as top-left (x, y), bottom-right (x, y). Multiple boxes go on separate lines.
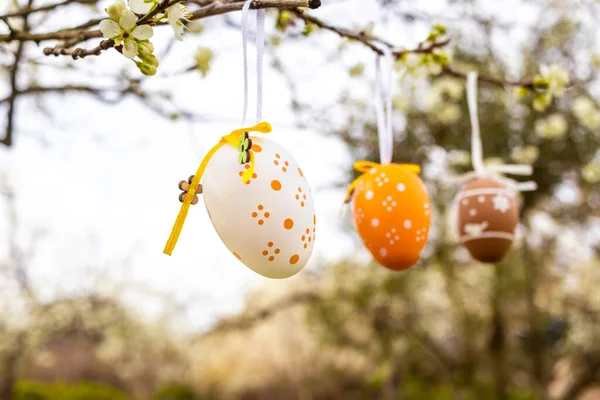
top-left (343, 160), bottom-right (421, 204)
top-left (163, 121), bottom-right (272, 256)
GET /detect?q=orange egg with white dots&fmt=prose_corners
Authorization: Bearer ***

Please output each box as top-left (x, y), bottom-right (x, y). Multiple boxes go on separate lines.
top-left (351, 164), bottom-right (431, 271)
top-left (202, 137), bottom-right (316, 279)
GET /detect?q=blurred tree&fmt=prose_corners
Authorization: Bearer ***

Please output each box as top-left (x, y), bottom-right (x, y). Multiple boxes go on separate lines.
top-left (2, 0), bottom-right (600, 399)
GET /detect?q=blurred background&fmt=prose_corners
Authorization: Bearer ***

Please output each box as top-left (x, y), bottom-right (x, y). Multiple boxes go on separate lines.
top-left (1, 0), bottom-right (600, 399)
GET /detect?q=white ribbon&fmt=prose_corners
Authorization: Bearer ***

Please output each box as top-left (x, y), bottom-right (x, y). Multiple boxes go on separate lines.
top-left (241, 0), bottom-right (265, 124)
top-left (455, 71), bottom-right (537, 192)
top-left (374, 46), bottom-right (395, 165)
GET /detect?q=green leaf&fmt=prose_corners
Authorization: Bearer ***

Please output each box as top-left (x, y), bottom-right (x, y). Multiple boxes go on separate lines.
top-left (532, 75), bottom-right (549, 90)
top-left (348, 63), bottom-right (365, 77)
top-left (432, 52), bottom-right (450, 66)
top-left (194, 48), bottom-right (213, 78)
top-left (433, 24), bottom-right (447, 35)
top-left (302, 22), bottom-right (313, 36)
top-left (269, 36), bottom-right (282, 46)
top-left (533, 92), bottom-right (552, 111)
top-left (276, 11), bottom-right (290, 32)
top-left (513, 86), bottom-right (531, 100)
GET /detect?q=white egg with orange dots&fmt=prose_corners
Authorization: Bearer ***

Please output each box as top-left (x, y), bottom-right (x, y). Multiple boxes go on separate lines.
top-left (163, 122), bottom-right (316, 279)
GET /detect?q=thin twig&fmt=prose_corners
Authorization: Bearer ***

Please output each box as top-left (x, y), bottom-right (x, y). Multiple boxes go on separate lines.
top-left (292, 9), bottom-right (537, 89)
top-left (38, 0), bottom-right (319, 58)
top-left (0, 85), bottom-right (111, 105)
top-left (43, 39), bottom-right (114, 59)
top-left (0, 0), bottom-right (97, 18)
top-left (1, 0), bottom-right (35, 147)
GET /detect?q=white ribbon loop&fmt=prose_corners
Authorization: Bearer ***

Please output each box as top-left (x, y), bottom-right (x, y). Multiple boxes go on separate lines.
top-left (461, 72), bottom-right (537, 192)
top-left (374, 45), bottom-right (395, 165)
top-left (241, 0), bottom-right (265, 124)
top-left (486, 164), bottom-right (533, 176)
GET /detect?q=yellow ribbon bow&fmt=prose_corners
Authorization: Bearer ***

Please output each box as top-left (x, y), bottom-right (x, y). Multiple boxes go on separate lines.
top-left (163, 122), bottom-right (272, 256)
top-left (342, 160), bottom-right (421, 204)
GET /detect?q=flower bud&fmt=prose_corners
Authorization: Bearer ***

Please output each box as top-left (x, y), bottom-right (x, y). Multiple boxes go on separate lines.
top-left (136, 61), bottom-right (157, 76)
top-left (138, 41), bottom-right (154, 57)
top-left (105, 0), bottom-right (126, 21)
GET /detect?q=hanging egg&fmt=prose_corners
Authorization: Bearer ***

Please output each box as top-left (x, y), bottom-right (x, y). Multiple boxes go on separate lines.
top-left (351, 164), bottom-right (431, 271)
top-left (202, 136), bottom-right (316, 279)
top-left (455, 176), bottom-right (518, 263)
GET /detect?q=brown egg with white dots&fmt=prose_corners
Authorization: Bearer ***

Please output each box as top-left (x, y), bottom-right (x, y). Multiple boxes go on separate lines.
top-left (455, 176), bottom-right (519, 263)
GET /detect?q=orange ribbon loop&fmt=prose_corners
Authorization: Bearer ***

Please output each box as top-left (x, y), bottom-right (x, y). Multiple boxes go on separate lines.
top-left (343, 161), bottom-right (421, 204)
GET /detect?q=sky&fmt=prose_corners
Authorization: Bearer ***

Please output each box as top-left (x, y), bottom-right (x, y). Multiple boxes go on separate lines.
top-left (0, 0), bottom-right (383, 332)
top-left (0, 0), bottom-right (597, 333)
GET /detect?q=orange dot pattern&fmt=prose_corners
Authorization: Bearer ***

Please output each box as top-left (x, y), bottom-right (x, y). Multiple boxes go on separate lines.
top-left (251, 204), bottom-right (270, 226)
top-left (273, 153), bottom-right (291, 173)
top-left (262, 241), bottom-right (281, 262)
top-left (294, 187), bottom-right (307, 207)
top-left (300, 226), bottom-right (316, 249)
top-left (351, 164), bottom-right (430, 271)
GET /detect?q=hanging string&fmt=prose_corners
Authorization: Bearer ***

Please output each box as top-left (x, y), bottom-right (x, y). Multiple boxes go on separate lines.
top-left (374, 45), bottom-right (395, 165)
top-left (241, 0), bottom-right (265, 124)
top-left (466, 72), bottom-right (485, 174)
top-left (451, 72), bottom-right (537, 192)
top-left (341, 46), bottom-right (419, 213)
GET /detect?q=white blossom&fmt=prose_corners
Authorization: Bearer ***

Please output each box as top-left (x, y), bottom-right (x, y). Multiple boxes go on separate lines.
top-left (129, 0), bottom-right (155, 14)
top-left (447, 150), bottom-right (471, 167)
top-left (582, 159), bottom-right (600, 183)
top-left (572, 97), bottom-right (600, 129)
top-left (433, 77), bottom-right (464, 100)
top-left (99, 9), bottom-right (153, 59)
top-left (510, 145), bottom-right (540, 164)
top-left (436, 103), bottom-right (462, 124)
top-left (540, 64), bottom-right (570, 97)
top-left (535, 114), bottom-right (568, 139)
top-left (168, 4), bottom-right (193, 41)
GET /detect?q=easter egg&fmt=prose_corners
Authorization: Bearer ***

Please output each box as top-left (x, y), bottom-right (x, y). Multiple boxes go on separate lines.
top-left (351, 164), bottom-right (431, 270)
top-left (202, 136), bottom-right (316, 279)
top-left (455, 176), bottom-right (519, 263)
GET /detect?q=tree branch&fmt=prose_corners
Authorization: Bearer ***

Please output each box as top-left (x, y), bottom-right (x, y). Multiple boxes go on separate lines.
top-left (0, 85), bottom-right (113, 105)
top-left (43, 39), bottom-right (113, 59)
top-left (291, 9), bottom-right (448, 58)
top-left (442, 65), bottom-right (535, 90)
top-left (292, 9), bottom-right (537, 90)
top-left (0, 0), bottom-right (97, 19)
top-left (37, 0), bottom-right (321, 58)
top-left (1, 0), bottom-right (35, 147)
